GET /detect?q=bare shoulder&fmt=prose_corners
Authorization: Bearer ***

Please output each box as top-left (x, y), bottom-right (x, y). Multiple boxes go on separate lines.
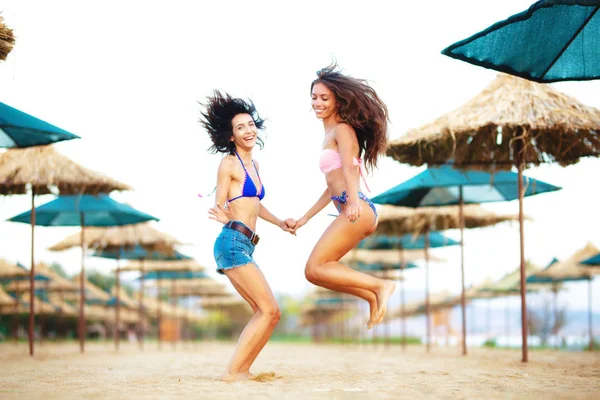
top-left (218, 155), bottom-right (237, 173)
top-left (334, 123), bottom-right (357, 144)
top-left (253, 158), bottom-right (260, 170)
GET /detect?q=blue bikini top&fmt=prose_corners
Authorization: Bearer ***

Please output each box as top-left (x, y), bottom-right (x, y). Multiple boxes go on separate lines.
top-left (227, 150), bottom-right (265, 203)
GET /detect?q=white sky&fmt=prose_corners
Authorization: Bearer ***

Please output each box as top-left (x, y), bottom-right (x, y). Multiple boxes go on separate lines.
top-left (0, 0), bottom-right (599, 314)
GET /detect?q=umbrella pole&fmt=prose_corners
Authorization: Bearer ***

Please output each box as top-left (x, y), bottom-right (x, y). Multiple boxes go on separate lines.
top-left (29, 189), bottom-right (36, 356)
top-left (589, 279), bottom-right (594, 351)
top-left (553, 286), bottom-right (558, 349)
top-left (459, 186), bottom-right (467, 356)
top-left (157, 274), bottom-right (162, 351)
top-left (400, 249), bottom-right (406, 352)
top-left (79, 213), bottom-right (86, 354)
top-left (115, 250), bottom-right (121, 351)
top-left (139, 260), bottom-right (145, 351)
top-left (425, 231), bottom-right (431, 352)
top-left (517, 161), bottom-right (528, 362)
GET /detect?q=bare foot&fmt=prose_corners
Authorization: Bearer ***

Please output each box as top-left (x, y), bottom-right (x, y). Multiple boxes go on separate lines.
top-left (375, 280), bottom-right (396, 323)
top-left (220, 371), bottom-right (252, 382)
top-left (367, 298), bottom-right (379, 329)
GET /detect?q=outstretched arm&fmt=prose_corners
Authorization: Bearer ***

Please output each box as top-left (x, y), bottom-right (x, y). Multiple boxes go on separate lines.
top-left (259, 204), bottom-right (296, 234)
top-left (294, 188), bottom-right (331, 231)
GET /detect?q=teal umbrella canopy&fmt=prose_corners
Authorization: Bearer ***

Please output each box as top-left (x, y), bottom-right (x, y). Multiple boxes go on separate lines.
top-left (442, 0), bottom-right (600, 83)
top-left (355, 261), bottom-right (419, 272)
top-left (581, 253), bottom-right (600, 266)
top-left (0, 101), bottom-right (80, 148)
top-left (358, 232), bottom-right (459, 250)
top-left (372, 164), bottom-right (560, 207)
top-left (137, 270), bottom-right (208, 281)
top-left (7, 194), bottom-right (158, 227)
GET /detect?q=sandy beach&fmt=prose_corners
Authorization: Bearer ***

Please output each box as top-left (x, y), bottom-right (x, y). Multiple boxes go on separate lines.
top-left (1, 342), bottom-right (598, 399)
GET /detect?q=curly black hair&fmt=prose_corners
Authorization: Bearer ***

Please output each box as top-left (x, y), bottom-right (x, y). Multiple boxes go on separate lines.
top-left (199, 90), bottom-right (266, 155)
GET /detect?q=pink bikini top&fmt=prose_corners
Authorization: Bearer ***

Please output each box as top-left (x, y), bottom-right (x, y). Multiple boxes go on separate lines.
top-left (319, 148), bottom-right (370, 192)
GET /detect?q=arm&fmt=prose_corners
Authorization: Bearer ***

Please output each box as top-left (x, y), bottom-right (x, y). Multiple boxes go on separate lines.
top-left (208, 157), bottom-right (234, 224)
top-left (295, 188), bottom-right (331, 229)
top-left (254, 160), bottom-right (296, 234)
top-left (335, 124), bottom-right (361, 222)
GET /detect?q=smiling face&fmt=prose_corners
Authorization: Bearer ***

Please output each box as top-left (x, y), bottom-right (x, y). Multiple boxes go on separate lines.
top-left (311, 82), bottom-right (338, 120)
top-left (230, 113), bottom-right (258, 150)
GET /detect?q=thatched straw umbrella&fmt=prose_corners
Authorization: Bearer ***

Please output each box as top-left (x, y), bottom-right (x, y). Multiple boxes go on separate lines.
top-left (533, 242), bottom-right (600, 350)
top-left (0, 14), bottom-right (15, 61)
top-left (0, 145), bottom-right (130, 356)
top-left (373, 204), bottom-right (519, 352)
top-left (387, 73), bottom-right (600, 361)
top-left (49, 224), bottom-right (182, 351)
top-left (119, 259), bottom-right (205, 348)
top-left (0, 286), bottom-right (14, 307)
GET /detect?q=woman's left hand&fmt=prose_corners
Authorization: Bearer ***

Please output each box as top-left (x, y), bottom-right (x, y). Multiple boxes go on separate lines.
top-left (345, 200), bottom-right (361, 223)
top-left (208, 204), bottom-right (232, 224)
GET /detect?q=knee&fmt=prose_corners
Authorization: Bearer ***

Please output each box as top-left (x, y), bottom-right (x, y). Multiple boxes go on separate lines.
top-left (261, 303), bottom-right (281, 324)
top-left (304, 261), bottom-right (323, 284)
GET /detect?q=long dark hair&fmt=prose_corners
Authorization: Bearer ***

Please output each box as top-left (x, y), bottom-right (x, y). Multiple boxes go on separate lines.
top-left (199, 90), bottom-right (266, 155)
top-left (311, 63), bottom-right (389, 172)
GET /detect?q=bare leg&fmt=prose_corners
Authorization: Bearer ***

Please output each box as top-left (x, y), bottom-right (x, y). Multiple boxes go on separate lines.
top-left (230, 268), bottom-right (280, 375)
top-left (221, 264), bottom-right (280, 382)
top-left (310, 279), bottom-right (379, 329)
top-left (305, 202), bottom-right (396, 322)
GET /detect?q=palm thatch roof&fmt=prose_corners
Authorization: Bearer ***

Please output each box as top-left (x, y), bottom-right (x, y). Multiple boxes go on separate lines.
top-left (119, 259), bottom-right (205, 273)
top-left (375, 204), bottom-right (521, 236)
top-left (109, 286), bottom-right (137, 309)
top-left (0, 145), bottom-right (131, 195)
top-left (483, 262), bottom-right (543, 294)
top-left (342, 248), bottom-right (444, 265)
top-left (0, 286), bottom-right (14, 306)
top-left (48, 223), bottom-right (182, 252)
top-left (0, 259), bottom-right (28, 278)
top-left (45, 294), bottom-right (78, 316)
top-left (199, 295), bottom-right (249, 310)
top-left (18, 293), bottom-right (56, 315)
top-left (0, 14), bottom-right (15, 61)
top-left (390, 290), bottom-right (460, 319)
top-left (387, 74), bottom-right (600, 170)
top-left (71, 273), bottom-right (112, 302)
top-left (535, 243), bottom-right (600, 281)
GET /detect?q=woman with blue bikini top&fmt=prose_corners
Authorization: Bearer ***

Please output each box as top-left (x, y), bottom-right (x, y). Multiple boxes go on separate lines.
top-left (201, 91), bottom-right (295, 382)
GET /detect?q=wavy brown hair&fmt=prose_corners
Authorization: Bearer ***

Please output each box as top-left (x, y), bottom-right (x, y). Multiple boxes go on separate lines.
top-left (311, 63), bottom-right (389, 173)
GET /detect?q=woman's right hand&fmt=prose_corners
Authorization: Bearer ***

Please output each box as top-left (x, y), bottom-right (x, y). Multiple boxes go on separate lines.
top-left (290, 216), bottom-right (308, 234)
top-left (208, 204), bottom-right (232, 224)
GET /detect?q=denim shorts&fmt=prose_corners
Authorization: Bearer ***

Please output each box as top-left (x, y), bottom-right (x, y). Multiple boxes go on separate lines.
top-left (214, 221), bottom-right (259, 275)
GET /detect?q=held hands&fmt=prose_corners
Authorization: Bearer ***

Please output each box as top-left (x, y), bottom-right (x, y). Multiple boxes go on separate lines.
top-left (280, 218), bottom-right (298, 235)
top-left (208, 204), bottom-right (233, 224)
top-left (288, 216), bottom-right (308, 235)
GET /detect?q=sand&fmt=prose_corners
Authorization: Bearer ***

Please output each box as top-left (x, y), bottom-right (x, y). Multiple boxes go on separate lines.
top-left (0, 341), bottom-right (598, 399)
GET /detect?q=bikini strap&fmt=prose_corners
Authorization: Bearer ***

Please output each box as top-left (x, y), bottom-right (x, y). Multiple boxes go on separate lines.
top-left (252, 160), bottom-right (263, 187)
top-left (233, 149), bottom-right (248, 173)
top-left (357, 159), bottom-right (371, 192)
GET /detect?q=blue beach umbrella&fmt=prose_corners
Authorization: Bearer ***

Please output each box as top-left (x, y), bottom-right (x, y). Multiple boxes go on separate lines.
top-left (0, 101), bottom-right (80, 148)
top-left (8, 194), bottom-right (157, 353)
top-left (355, 232), bottom-right (459, 350)
top-left (442, 0), bottom-right (600, 83)
top-left (372, 164), bottom-right (559, 356)
top-left (94, 249), bottom-right (193, 351)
